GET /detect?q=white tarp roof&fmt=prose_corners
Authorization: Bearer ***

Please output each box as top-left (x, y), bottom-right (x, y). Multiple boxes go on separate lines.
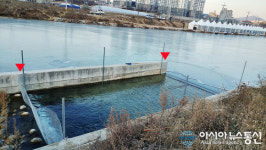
top-left (188, 20), bottom-right (196, 29)
top-left (188, 20), bottom-right (266, 34)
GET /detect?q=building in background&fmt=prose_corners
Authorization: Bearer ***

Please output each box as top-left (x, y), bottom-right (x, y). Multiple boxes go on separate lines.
top-left (208, 10), bottom-right (219, 22)
top-left (219, 7), bottom-right (233, 22)
top-left (209, 10), bottom-right (217, 18)
top-left (188, 0), bottom-right (205, 18)
top-left (111, 0), bottom-right (205, 18)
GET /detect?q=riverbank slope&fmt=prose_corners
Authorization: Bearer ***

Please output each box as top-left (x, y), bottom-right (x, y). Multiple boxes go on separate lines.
top-left (36, 82), bottom-right (266, 149)
top-left (0, 1), bottom-right (187, 30)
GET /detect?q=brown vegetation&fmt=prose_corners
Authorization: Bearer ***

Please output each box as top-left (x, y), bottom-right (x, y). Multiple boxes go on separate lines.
top-left (0, 0), bottom-right (60, 20)
top-left (89, 80), bottom-right (266, 149)
top-left (259, 22), bottom-right (266, 28)
top-left (0, 0), bottom-right (184, 30)
top-left (0, 91), bottom-right (24, 149)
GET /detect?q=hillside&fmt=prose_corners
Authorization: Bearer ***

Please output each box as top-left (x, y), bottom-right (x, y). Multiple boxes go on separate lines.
top-left (236, 16), bottom-right (265, 22)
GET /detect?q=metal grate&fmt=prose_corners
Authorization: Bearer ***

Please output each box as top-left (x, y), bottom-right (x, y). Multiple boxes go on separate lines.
top-left (166, 71), bottom-right (227, 95)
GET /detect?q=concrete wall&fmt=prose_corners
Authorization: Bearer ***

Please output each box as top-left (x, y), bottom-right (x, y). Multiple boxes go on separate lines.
top-left (0, 62), bottom-right (167, 94)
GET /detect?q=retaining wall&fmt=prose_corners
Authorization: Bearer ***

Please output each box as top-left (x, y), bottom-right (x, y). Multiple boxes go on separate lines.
top-left (0, 62), bottom-right (167, 94)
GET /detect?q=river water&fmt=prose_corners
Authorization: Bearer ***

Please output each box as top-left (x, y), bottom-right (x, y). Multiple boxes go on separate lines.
top-left (1, 18), bottom-right (266, 148)
top-left (1, 18), bottom-right (266, 89)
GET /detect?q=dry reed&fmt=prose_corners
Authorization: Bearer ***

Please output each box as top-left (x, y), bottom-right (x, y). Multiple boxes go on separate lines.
top-left (90, 81), bottom-right (266, 149)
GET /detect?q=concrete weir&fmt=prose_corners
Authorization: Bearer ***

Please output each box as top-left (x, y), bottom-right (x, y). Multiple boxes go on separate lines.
top-left (0, 62), bottom-right (167, 94)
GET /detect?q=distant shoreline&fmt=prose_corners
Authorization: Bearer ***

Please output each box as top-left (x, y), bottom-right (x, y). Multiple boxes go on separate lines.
top-left (0, 16), bottom-right (13, 19)
top-left (0, 1), bottom-right (188, 31)
top-left (0, 1), bottom-right (265, 37)
top-left (2, 16), bottom-right (265, 38)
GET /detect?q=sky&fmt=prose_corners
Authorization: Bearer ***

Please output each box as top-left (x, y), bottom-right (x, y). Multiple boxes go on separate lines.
top-left (204, 0), bottom-right (266, 20)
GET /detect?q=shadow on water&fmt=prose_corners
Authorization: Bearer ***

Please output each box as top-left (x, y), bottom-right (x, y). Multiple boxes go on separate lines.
top-left (7, 74), bottom-right (212, 149)
top-left (30, 75), bottom-right (166, 105)
top-left (27, 75), bottom-right (167, 139)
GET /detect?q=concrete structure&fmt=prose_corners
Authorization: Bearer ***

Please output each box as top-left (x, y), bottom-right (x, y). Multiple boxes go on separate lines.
top-left (35, 128), bottom-right (107, 150)
top-left (0, 62), bottom-right (167, 94)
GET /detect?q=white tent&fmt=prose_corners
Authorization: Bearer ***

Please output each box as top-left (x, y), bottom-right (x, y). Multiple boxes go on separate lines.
top-left (188, 20), bottom-right (196, 30)
top-left (244, 25), bottom-right (249, 34)
top-left (238, 25), bottom-right (244, 34)
top-left (216, 22), bottom-right (222, 32)
top-left (197, 19), bottom-right (204, 25)
top-left (257, 27), bottom-right (263, 35)
top-left (261, 27), bottom-right (266, 35)
top-left (253, 26), bottom-right (263, 34)
top-left (210, 21), bottom-right (217, 32)
top-left (231, 24), bottom-right (237, 33)
top-left (205, 20), bottom-right (211, 31)
top-left (188, 20), bottom-right (266, 36)
top-left (221, 22), bottom-right (228, 33)
top-left (254, 27), bottom-right (261, 35)
top-left (227, 23), bottom-right (233, 33)
top-left (200, 20), bottom-right (208, 31)
top-left (197, 19), bottom-right (204, 31)
top-left (248, 26), bottom-right (255, 35)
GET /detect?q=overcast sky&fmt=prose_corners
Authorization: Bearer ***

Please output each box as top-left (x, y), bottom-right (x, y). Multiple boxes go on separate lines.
top-left (204, 0), bottom-right (266, 20)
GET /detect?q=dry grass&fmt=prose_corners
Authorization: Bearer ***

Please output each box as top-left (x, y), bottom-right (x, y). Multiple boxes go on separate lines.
top-left (0, 91), bottom-right (9, 116)
top-left (12, 118), bottom-right (24, 150)
top-left (106, 108), bottom-right (143, 150)
top-left (0, 0), bottom-right (90, 21)
top-left (0, 91), bottom-right (10, 149)
top-left (159, 87), bottom-right (168, 112)
top-left (0, 0), bottom-right (185, 29)
top-left (0, 91), bottom-right (24, 149)
top-left (90, 80), bottom-right (266, 149)
top-left (90, 108), bottom-right (144, 150)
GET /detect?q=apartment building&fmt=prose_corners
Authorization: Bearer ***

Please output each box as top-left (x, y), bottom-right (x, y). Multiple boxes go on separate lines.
top-left (111, 0), bottom-right (205, 18)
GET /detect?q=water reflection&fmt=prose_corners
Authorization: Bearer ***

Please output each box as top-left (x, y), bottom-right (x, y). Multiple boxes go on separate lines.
top-left (29, 75), bottom-right (211, 138)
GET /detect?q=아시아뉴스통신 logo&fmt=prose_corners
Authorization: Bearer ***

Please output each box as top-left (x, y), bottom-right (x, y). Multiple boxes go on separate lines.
top-left (179, 131), bottom-right (196, 146)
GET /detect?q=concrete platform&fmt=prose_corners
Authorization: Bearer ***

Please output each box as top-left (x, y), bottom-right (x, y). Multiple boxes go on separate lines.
top-left (0, 62), bottom-right (167, 94)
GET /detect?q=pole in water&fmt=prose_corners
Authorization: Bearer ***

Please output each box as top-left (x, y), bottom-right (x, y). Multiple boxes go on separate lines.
top-left (239, 61), bottom-right (247, 86)
top-left (102, 47), bottom-right (105, 85)
top-left (183, 75), bottom-right (189, 97)
top-left (21, 50), bottom-right (26, 89)
top-left (62, 97), bottom-right (66, 138)
top-left (160, 43), bottom-right (165, 75)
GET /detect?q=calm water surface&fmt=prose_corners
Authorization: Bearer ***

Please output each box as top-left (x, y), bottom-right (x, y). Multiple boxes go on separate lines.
top-left (1, 18), bottom-right (266, 89)
top-left (1, 18), bottom-right (266, 149)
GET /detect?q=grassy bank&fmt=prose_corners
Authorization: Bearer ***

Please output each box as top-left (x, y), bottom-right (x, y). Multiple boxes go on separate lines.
top-left (0, 0), bottom-right (186, 30)
top-left (88, 81), bottom-right (266, 149)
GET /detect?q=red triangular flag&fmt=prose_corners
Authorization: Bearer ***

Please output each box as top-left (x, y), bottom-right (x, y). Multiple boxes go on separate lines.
top-left (16, 64), bottom-right (25, 71)
top-left (160, 52), bottom-right (170, 60)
